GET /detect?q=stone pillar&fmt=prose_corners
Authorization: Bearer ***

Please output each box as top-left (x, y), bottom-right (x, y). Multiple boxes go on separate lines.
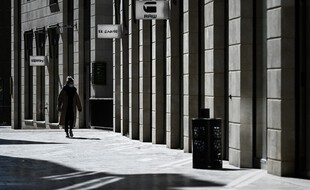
top-left (75, 0), bottom-right (83, 128)
top-left (266, 0), bottom-right (295, 176)
top-left (77, 0), bottom-right (91, 128)
top-left (152, 20), bottom-right (165, 144)
top-left (128, 0), bottom-right (139, 139)
top-left (228, 0), bottom-right (253, 167)
top-left (203, 0), bottom-right (225, 129)
top-left (166, 0), bottom-right (181, 149)
top-left (183, 0), bottom-right (199, 153)
top-left (113, 39), bottom-right (121, 132)
top-left (120, 1), bottom-right (129, 136)
top-left (139, 20), bottom-right (152, 142)
top-left (12, 0), bottom-right (20, 128)
top-left (113, 0), bottom-right (121, 132)
top-left (204, 0), bottom-right (226, 158)
top-left (12, 0), bottom-right (23, 129)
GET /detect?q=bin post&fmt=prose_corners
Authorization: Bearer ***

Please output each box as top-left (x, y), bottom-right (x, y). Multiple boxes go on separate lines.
top-left (199, 108), bottom-right (210, 118)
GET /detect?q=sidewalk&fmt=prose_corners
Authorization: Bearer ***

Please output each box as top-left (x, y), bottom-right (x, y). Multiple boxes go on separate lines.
top-left (0, 126), bottom-right (309, 190)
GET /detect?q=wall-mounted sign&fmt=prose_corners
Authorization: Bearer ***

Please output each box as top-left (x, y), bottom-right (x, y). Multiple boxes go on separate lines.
top-left (136, 0), bottom-right (169, 20)
top-left (30, 56), bottom-right (47, 66)
top-left (97, 25), bottom-right (122, 39)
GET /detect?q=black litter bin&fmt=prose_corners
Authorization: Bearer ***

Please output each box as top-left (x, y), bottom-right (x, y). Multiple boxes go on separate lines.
top-left (192, 118), bottom-right (222, 169)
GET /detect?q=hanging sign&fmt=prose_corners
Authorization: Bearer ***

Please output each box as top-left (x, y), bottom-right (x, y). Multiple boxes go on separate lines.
top-left (135, 1), bottom-right (170, 20)
top-left (30, 56), bottom-right (47, 66)
top-left (97, 24), bottom-right (122, 39)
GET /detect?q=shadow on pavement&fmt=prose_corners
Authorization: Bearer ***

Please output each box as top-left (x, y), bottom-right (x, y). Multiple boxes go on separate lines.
top-left (0, 139), bottom-right (65, 145)
top-left (0, 155), bottom-right (225, 190)
top-left (69, 137), bottom-right (101, 140)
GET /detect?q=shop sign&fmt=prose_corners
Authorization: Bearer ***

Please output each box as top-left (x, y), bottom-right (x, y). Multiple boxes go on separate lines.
top-left (136, 1), bottom-right (170, 20)
top-left (97, 25), bottom-right (122, 39)
top-left (30, 56), bottom-right (47, 66)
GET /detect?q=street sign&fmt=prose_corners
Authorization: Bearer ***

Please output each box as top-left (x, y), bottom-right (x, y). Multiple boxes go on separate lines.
top-left (97, 24), bottom-right (122, 39)
top-left (135, 1), bottom-right (170, 20)
top-left (29, 56), bottom-right (47, 66)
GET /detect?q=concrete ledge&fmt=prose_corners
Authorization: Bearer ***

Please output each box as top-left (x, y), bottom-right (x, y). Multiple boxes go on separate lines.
top-left (24, 120), bottom-right (35, 129)
top-left (48, 123), bottom-right (60, 129)
top-left (34, 121), bottom-right (46, 129)
top-left (91, 125), bottom-right (113, 131)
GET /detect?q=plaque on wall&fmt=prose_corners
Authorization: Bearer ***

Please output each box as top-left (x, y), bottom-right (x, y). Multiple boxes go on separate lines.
top-left (92, 62), bottom-right (106, 85)
top-left (97, 25), bottom-right (122, 39)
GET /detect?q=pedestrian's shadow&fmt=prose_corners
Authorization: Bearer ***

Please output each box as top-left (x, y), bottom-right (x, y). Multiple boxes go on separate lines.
top-left (69, 137), bottom-right (101, 140)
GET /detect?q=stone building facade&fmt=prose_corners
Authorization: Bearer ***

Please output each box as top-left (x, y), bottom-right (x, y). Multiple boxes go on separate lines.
top-left (11, 0), bottom-right (114, 129)
top-left (113, 0), bottom-right (310, 178)
top-left (10, 0), bottom-right (310, 178)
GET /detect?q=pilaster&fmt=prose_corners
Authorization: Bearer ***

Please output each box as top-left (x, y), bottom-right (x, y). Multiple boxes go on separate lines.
top-left (266, 0), bottom-right (296, 176)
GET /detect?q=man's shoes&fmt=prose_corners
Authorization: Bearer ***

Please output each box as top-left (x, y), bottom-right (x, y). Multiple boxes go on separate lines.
top-left (66, 132), bottom-right (69, 138)
top-left (69, 130), bottom-right (73, 137)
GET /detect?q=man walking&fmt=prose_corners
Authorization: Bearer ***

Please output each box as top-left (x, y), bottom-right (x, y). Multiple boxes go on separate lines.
top-left (58, 76), bottom-right (82, 138)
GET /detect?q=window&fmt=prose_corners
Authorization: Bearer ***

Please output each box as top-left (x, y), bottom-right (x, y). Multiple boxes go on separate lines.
top-left (35, 29), bottom-right (46, 121)
top-left (49, 0), bottom-right (60, 13)
top-left (24, 31), bottom-right (33, 119)
top-left (49, 0), bottom-right (58, 4)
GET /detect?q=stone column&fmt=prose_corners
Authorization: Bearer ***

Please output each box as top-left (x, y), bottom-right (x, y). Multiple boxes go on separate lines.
top-left (113, 0), bottom-right (121, 132)
top-left (139, 20), bottom-right (152, 142)
top-left (203, 0), bottom-right (225, 133)
top-left (128, 0), bottom-right (139, 139)
top-left (77, 0), bottom-right (92, 128)
top-left (12, 0), bottom-right (21, 129)
top-left (166, 0), bottom-right (181, 149)
top-left (120, 1), bottom-right (129, 136)
top-left (228, 0), bottom-right (253, 167)
top-left (75, 0), bottom-right (83, 128)
top-left (204, 0), bottom-right (226, 158)
top-left (266, 0), bottom-right (295, 176)
top-left (152, 20), bottom-right (165, 144)
top-left (183, 0), bottom-right (200, 153)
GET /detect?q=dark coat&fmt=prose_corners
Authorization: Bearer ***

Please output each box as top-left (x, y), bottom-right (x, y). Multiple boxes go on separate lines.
top-left (57, 85), bottom-right (82, 127)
